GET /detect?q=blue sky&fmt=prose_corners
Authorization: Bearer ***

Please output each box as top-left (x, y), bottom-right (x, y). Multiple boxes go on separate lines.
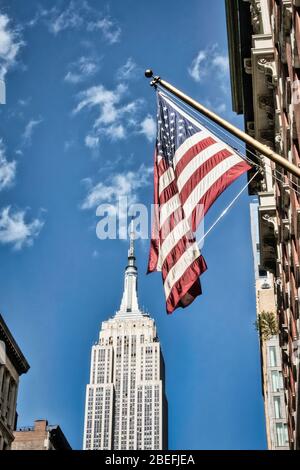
top-left (0, 0), bottom-right (266, 450)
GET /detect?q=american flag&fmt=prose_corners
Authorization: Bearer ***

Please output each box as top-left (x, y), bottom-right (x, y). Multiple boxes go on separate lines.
top-left (148, 92), bottom-right (251, 314)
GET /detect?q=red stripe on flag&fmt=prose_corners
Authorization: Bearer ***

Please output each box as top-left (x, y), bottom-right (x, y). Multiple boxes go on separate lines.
top-left (165, 256), bottom-right (207, 314)
top-left (175, 136), bottom-right (216, 175)
top-left (189, 161), bottom-right (251, 231)
top-left (179, 148), bottom-right (233, 205)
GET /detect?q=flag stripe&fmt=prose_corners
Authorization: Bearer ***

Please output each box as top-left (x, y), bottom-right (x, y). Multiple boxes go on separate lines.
top-left (160, 218), bottom-right (192, 263)
top-left (173, 131), bottom-right (211, 168)
top-left (163, 243), bottom-right (200, 299)
top-left (161, 237), bottom-right (200, 280)
top-left (176, 144), bottom-right (233, 192)
top-left (183, 155), bottom-right (243, 219)
top-left (159, 167), bottom-right (175, 195)
top-left (166, 256), bottom-right (207, 313)
top-left (179, 149), bottom-right (233, 204)
top-left (189, 160), bottom-right (251, 231)
top-left (175, 136), bottom-right (216, 175)
top-left (159, 194), bottom-right (181, 228)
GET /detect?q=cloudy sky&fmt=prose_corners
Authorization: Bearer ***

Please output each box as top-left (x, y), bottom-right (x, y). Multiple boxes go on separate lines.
top-left (0, 0), bottom-right (266, 450)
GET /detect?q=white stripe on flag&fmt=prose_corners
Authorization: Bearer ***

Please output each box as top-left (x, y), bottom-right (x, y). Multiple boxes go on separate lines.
top-left (176, 142), bottom-right (232, 192)
top-left (173, 131), bottom-right (209, 168)
top-left (163, 243), bottom-right (200, 298)
top-left (183, 154), bottom-right (243, 219)
top-left (159, 194), bottom-right (181, 228)
top-left (160, 218), bottom-right (191, 262)
top-left (159, 167), bottom-right (175, 195)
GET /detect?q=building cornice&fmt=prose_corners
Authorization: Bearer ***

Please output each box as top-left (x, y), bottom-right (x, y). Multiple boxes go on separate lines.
top-left (0, 314), bottom-right (30, 375)
top-left (225, 0), bottom-right (244, 114)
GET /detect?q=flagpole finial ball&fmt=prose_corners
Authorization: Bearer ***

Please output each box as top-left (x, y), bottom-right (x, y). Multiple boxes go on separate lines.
top-left (145, 69), bottom-right (153, 78)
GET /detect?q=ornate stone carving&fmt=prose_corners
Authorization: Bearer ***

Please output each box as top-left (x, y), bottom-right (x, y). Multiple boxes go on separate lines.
top-left (248, 0), bottom-right (262, 34)
top-left (257, 58), bottom-right (278, 88)
top-left (258, 95), bottom-right (275, 126)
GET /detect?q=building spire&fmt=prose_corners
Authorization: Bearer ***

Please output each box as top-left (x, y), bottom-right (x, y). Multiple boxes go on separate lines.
top-left (128, 219), bottom-right (135, 266)
top-left (116, 221), bottom-right (143, 317)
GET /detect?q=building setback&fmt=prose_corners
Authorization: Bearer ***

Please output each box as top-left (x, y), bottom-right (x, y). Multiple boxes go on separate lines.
top-left (225, 0), bottom-right (300, 449)
top-left (83, 232), bottom-right (168, 450)
top-left (0, 314), bottom-right (29, 450)
top-left (12, 419), bottom-right (72, 450)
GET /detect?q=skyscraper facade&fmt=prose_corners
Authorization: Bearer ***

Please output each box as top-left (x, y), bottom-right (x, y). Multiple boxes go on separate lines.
top-left (83, 234), bottom-right (168, 450)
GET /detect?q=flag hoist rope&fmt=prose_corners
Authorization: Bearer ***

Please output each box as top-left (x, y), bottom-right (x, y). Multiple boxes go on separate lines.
top-left (145, 69), bottom-right (300, 180)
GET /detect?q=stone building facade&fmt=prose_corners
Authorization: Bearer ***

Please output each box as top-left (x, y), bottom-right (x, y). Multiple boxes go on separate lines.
top-left (226, 0), bottom-right (300, 449)
top-left (250, 201), bottom-right (289, 449)
top-left (0, 314), bottom-right (29, 450)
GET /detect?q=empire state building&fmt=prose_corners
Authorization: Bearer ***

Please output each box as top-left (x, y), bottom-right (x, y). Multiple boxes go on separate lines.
top-left (83, 232), bottom-right (168, 450)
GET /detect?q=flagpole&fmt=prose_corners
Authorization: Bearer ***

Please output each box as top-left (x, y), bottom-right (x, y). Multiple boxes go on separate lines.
top-left (144, 69), bottom-right (300, 180)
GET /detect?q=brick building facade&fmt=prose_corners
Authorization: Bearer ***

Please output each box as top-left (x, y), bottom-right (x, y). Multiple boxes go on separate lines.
top-left (12, 419), bottom-right (71, 450)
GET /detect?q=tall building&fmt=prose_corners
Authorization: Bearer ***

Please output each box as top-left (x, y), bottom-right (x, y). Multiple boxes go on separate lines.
top-left (225, 0), bottom-right (300, 449)
top-left (11, 419), bottom-right (71, 450)
top-left (250, 201), bottom-right (289, 449)
top-left (0, 314), bottom-right (30, 450)
top-left (83, 233), bottom-right (168, 450)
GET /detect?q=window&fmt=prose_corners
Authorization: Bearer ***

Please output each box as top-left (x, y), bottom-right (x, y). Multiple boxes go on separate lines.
top-left (274, 396), bottom-right (282, 419)
top-left (271, 370), bottom-right (283, 392)
top-left (276, 423), bottom-right (288, 447)
top-left (269, 346), bottom-right (277, 367)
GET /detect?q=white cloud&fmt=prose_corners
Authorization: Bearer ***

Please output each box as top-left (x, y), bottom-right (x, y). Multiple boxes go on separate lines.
top-left (81, 165), bottom-right (152, 211)
top-left (34, 2), bottom-right (121, 44)
top-left (0, 140), bottom-right (16, 191)
top-left (88, 17), bottom-right (121, 45)
top-left (74, 83), bottom-right (126, 119)
top-left (139, 115), bottom-right (156, 142)
top-left (85, 135), bottom-right (99, 149)
top-left (22, 119), bottom-right (43, 145)
top-left (116, 58), bottom-right (138, 81)
top-left (0, 13), bottom-right (24, 79)
top-left (49, 1), bottom-right (83, 35)
top-left (74, 83), bottom-right (143, 143)
top-left (188, 50), bottom-right (207, 82)
top-left (105, 124), bottom-right (125, 141)
top-left (188, 45), bottom-right (229, 83)
top-left (0, 206), bottom-right (44, 250)
top-left (212, 55), bottom-right (229, 75)
top-left (64, 56), bottom-right (100, 84)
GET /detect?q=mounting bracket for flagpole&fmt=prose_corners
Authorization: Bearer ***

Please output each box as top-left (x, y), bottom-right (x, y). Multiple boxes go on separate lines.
top-left (145, 69), bottom-right (160, 88)
top-left (144, 69), bottom-right (300, 180)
